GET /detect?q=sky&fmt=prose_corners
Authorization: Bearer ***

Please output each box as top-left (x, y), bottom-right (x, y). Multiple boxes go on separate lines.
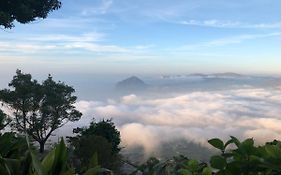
top-left (1, 0), bottom-right (281, 76)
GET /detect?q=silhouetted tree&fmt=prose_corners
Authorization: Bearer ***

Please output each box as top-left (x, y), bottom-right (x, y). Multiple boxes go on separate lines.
top-left (0, 109), bottom-right (11, 131)
top-left (69, 119), bottom-right (123, 173)
top-left (0, 0), bottom-right (61, 28)
top-left (75, 119), bottom-right (121, 154)
top-left (0, 70), bottom-right (82, 153)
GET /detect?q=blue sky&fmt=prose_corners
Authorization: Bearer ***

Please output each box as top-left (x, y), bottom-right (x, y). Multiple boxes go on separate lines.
top-left (1, 0), bottom-right (281, 75)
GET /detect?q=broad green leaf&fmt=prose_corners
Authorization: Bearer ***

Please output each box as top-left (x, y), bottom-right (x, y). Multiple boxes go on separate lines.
top-left (26, 135), bottom-right (46, 175)
top-left (52, 139), bottom-right (68, 175)
top-left (30, 149), bottom-right (47, 175)
top-left (42, 148), bottom-right (56, 172)
top-left (83, 166), bottom-right (101, 175)
top-left (224, 138), bottom-right (235, 149)
top-left (230, 136), bottom-right (241, 147)
top-left (210, 155), bottom-right (226, 170)
top-left (208, 138), bottom-right (224, 151)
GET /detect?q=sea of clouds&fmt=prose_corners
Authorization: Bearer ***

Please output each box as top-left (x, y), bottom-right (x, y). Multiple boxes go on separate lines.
top-left (56, 86), bottom-right (281, 155)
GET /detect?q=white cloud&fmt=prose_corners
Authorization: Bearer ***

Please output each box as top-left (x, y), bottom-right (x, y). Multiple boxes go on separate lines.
top-left (0, 32), bottom-right (157, 56)
top-left (179, 32), bottom-right (281, 50)
top-left (64, 42), bottom-right (129, 53)
top-left (120, 123), bottom-right (159, 154)
top-left (0, 32), bottom-right (132, 54)
top-left (179, 20), bottom-right (281, 29)
top-left (0, 42), bottom-right (57, 53)
top-left (81, 0), bottom-right (114, 16)
top-left (64, 88), bottom-right (281, 154)
top-left (28, 32), bottom-right (104, 42)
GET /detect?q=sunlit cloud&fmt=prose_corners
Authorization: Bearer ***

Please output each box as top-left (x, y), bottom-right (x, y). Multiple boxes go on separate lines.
top-left (64, 87), bottom-right (281, 154)
top-left (81, 0), bottom-right (114, 16)
top-left (0, 32), bottom-right (153, 54)
top-left (179, 20), bottom-right (281, 29)
top-left (179, 32), bottom-right (281, 50)
top-left (28, 32), bottom-right (105, 42)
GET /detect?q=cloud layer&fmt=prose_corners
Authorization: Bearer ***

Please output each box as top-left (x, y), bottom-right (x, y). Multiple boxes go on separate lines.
top-left (60, 87), bottom-right (281, 154)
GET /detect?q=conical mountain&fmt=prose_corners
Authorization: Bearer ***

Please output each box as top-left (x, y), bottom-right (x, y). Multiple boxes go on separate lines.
top-left (116, 76), bottom-right (147, 91)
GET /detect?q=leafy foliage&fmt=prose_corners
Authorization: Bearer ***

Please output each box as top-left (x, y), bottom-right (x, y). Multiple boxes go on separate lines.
top-left (0, 0), bottom-right (61, 28)
top-left (74, 119), bottom-right (121, 154)
top-left (0, 136), bottom-right (112, 175)
top-left (0, 109), bottom-right (11, 131)
top-left (0, 70), bottom-right (82, 153)
top-left (208, 136), bottom-right (281, 175)
top-left (69, 119), bottom-right (123, 174)
top-left (1, 129), bottom-right (281, 174)
top-left (128, 137), bottom-right (281, 175)
top-left (0, 132), bottom-right (27, 159)
top-left (129, 155), bottom-right (211, 175)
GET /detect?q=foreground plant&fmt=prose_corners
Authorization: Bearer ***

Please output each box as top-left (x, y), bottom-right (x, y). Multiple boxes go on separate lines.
top-left (129, 137), bottom-right (281, 175)
top-left (0, 135), bottom-right (112, 175)
top-left (208, 136), bottom-right (281, 174)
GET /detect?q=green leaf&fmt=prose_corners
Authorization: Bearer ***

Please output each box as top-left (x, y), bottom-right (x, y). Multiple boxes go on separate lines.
top-left (239, 138), bottom-right (255, 154)
top-left (187, 159), bottom-right (199, 172)
top-left (208, 138), bottom-right (224, 151)
top-left (265, 145), bottom-right (281, 159)
top-left (26, 135), bottom-right (47, 175)
top-left (88, 152), bottom-right (99, 168)
top-left (0, 155), bottom-right (12, 175)
top-left (210, 155), bottom-right (226, 170)
top-left (30, 149), bottom-right (47, 175)
top-left (230, 136), bottom-right (241, 147)
top-left (202, 167), bottom-right (212, 175)
top-left (83, 166), bottom-right (101, 175)
top-left (178, 168), bottom-right (192, 175)
top-left (52, 139), bottom-right (68, 175)
top-left (41, 148), bottom-right (56, 172)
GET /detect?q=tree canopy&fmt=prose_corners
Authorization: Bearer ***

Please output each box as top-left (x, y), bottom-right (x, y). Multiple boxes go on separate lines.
top-left (0, 0), bottom-right (61, 28)
top-left (69, 119), bottom-right (122, 173)
top-left (0, 109), bottom-right (10, 131)
top-left (74, 119), bottom-right (121, 154)
top-left (0, 70), bottom-right (82, 152)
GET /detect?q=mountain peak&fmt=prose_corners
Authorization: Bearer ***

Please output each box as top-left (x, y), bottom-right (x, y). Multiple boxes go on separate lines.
top-left (116, 76), bottom-right (147, 91)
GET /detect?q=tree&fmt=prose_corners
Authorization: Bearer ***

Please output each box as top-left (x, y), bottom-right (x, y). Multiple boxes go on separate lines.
top-left (0, 0), bottom-right (61, 28)
top-left (0, 109), bottom-right (11, 131)
top-left (69, 119), bottom-right (123, 173)
top-left (74, 119), bottom-right (121, 154)
top-left (0, 70), bottom-right (82, 153)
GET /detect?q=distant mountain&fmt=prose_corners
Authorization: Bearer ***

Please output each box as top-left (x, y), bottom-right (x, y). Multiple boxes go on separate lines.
top-left (188, 73), bottom-right (207, 77)
top-left (116, 76), bottom-right (147, 91)
top-left (161, 72), bottom-right (244, 79)
top-left (211, 72), bottom-right (243, 78)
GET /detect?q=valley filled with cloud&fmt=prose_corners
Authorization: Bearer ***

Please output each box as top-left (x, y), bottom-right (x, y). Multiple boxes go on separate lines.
top-left (56, 85), bottom-right (281, 158)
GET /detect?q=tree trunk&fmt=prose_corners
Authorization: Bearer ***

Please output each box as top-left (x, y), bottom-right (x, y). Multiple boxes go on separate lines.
top-left (39, 141), bottom-right (45, 153)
